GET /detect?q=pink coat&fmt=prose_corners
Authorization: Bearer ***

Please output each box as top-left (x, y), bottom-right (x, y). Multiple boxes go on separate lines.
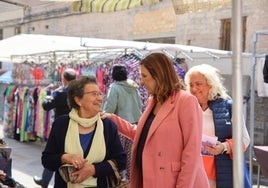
top-left (111, 90), bottom-right (209, 188)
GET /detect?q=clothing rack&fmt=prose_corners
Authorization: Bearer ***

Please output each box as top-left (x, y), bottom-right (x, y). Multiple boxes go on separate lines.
top-left (3, 51), bottom-right (147, 142)
top-left (249, 30), bottom-right (268, 184)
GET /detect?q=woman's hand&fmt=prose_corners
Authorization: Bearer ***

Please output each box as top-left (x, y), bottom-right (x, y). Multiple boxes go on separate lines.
top-left (100, 112), bottom-right (112, 119)
top-left (71, 163), bottom-right (96, 184)
top-left (205, 141), bottom-right (226, 155)
top-left (61, 153), bottom-right (88, 169)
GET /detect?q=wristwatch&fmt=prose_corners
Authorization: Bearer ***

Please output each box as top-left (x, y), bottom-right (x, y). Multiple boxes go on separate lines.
top-left (221, 142), bottom-right (228, 154)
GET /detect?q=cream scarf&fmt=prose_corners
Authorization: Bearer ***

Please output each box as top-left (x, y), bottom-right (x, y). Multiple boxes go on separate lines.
top-left (65, 109), bottom-right (106, 188)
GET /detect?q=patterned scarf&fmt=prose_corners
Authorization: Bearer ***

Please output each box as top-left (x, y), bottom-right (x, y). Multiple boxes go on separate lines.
top-left (65, 108), bottom-right (106, 188)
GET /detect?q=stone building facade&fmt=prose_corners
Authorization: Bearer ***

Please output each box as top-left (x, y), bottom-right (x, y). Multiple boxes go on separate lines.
top-left (1, 0), bottom-right (268, 52)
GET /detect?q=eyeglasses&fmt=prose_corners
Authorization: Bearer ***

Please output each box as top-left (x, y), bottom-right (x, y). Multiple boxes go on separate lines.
top-left (83, 91), bottom-right (103, 98)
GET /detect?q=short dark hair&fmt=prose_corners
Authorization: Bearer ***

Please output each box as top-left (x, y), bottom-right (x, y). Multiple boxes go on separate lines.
top-left (112, 65), bottom-right (127, 81)
top-left (67, 76), bottom-right (97, 109)
top-left (63, 68), bottom-right (76, 81)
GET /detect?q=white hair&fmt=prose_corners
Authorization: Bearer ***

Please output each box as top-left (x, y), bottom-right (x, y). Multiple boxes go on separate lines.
top-left (184, 64), bottom-right (229, 100)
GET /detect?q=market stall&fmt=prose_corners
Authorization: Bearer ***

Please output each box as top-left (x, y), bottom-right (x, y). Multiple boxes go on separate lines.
top-left (0, 34), bottom-right (253, 141)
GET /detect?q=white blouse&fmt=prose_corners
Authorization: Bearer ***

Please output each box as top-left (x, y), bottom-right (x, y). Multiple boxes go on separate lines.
top-left (202, 108), bottom-right (250, 148)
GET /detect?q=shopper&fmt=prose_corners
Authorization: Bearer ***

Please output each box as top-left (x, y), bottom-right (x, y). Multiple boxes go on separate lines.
top-left (41, 76), bottom-right (126, 188)
top-left (33, 68), bottom-right (76, 188)
top-left (103, 64), bottom-right (142, 180)
top-left (184, 64), bottom-right (250, 188)
top-left (101, 52), bottom-right (209, 188)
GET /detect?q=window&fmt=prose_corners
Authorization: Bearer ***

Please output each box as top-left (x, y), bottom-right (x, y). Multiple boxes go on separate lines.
top-left (0, 29), bottom-right (2, 40)
top-left (15, 27), bottom-right (21, 35)
top-left (220, 17), bottom-right (247, 51)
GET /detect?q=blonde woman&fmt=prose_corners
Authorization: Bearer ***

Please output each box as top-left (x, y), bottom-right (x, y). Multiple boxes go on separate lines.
top-left (184, 64), bottom-right (250, 188)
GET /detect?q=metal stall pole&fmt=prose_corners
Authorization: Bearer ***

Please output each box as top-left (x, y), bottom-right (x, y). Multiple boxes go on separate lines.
top-left (249, 31), bottom-right (257, 186)
top-left (232, 0), bottom-right (244, 187)
top-left (249, 30), bottom-right (268, 186)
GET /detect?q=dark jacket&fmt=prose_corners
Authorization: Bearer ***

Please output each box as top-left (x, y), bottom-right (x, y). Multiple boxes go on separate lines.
top-left (263, 55), bottom-right (268, 83)
top-left (41, 115), bottom-right (126, 188)
top-left (208, 98), bottom-right (250, 188)
top-left (209, 98), bottom-right (233, 188)
top-left (42, 87), bottom-right (70, 118)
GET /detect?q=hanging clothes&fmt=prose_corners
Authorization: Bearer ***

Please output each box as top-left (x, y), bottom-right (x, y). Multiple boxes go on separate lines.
top-left (3, 85), bottom-right (17, 138)
top-left (256, 57), bottom-right (268, 97)
top-left (263, 55), bottom-right (268, 83)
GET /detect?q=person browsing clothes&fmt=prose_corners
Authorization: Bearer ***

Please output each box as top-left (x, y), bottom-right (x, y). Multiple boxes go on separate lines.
top-left (184, 64), bottom-right (250, 188)
top-left (101, 52), bottom-right (209, 188)
top-left (103, 64), bottom-right (142, 127)
top-left (41, 76), bottom-right (126, 188)
top-left (42, 68), bottom-right (77, 118)
top-left (102, 64), bottom-right (142, 181)
top-left (34, 68), bottom-right (77, 188)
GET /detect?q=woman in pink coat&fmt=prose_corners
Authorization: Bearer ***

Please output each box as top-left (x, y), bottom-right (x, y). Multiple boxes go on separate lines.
top-left (102, 52), bottom-right (209, 188)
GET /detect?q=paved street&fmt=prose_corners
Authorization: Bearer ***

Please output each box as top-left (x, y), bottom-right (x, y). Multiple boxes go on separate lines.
top-left (5, 137), bottom-right (54, 188)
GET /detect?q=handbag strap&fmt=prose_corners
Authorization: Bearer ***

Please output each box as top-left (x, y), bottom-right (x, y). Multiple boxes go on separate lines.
top-left (107, 160), bottom-right (121, 181)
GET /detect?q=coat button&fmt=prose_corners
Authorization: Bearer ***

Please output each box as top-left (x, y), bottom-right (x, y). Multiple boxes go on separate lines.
top-left (160, 167), bottom-right (165, 171)
top-left (158, 152), bottom-right (162, 157)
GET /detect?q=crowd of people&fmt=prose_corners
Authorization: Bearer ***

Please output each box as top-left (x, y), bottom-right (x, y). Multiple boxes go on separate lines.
top-left (32, 52), bottom-right (250, 188)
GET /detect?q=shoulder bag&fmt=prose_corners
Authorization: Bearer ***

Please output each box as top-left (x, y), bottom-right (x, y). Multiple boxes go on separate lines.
top-left (106, 160), bottom-right (130, 188)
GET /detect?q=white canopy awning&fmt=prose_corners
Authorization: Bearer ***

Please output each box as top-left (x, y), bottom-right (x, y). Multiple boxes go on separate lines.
top-left (0, 34), bottom-right (85, 61)
top-left (0, 34), bottom-right (235, 63)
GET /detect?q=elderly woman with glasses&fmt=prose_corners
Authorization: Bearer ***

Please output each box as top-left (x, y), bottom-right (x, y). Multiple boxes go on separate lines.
top-left (42, 76), bottom-right (126, 188)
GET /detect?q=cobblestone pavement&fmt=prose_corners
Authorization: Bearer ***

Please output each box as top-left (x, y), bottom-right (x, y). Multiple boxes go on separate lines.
top-left (3, 137), bottom-right (268, 188)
